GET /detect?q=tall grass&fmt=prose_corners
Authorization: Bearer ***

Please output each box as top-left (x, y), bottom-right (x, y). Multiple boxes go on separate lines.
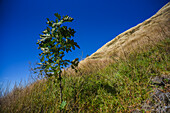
top-left (0, 38), bottom-right (169, 112)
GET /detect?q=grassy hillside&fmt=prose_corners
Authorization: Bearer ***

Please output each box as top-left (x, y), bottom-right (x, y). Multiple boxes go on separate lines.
top-left (0, 38), bottom-right (169, 112)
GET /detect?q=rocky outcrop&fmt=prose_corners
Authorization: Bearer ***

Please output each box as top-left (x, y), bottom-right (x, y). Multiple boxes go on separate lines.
top-left (133, 74), bottom-right (170, 113)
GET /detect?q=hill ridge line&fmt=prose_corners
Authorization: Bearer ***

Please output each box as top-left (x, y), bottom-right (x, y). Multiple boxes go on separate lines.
top-left (84, 2), bottom-right (170, 61)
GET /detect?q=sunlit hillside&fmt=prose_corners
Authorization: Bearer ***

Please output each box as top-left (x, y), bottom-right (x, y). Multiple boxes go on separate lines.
top-left (0, 2), bottom-right (169, 113)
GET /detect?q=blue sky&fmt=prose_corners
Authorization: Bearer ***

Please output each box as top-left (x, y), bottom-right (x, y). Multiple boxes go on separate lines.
top-left (0, 0), bottom-right (169, 90)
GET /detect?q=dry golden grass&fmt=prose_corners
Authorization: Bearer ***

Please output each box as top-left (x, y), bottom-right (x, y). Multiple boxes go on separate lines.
top-left (63, 58), bottom-right (114, 78)
top-left (64, 2), bottom-right (170, 78)
top-left (0, 3), bottom-right (170, 113)
top-left (85, 2), bottom-right (170, 61)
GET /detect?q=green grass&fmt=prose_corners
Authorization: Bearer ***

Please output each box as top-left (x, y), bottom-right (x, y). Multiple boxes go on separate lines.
top-left (0, 38), bottom-right (169, 112)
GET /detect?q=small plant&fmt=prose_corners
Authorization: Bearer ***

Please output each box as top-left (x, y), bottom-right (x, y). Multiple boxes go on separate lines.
top-left (36, 13), bottom-right (80, 106)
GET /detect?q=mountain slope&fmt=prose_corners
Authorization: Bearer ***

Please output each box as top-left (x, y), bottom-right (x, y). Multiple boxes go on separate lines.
top-left (0, 2), bottom-right (169, 113)
top-left (85, 2), bottom-right (170, 61)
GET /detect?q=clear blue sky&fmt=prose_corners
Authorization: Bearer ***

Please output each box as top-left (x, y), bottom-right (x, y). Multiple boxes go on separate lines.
top-left (0, 0), bottom-right (169, 90)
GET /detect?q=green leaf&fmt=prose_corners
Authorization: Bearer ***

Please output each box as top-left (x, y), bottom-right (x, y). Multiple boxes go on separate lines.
top-left (55, 19), bottom-right (58, 23)
top-left (72, 46), bottom-right (75, 50)
top-left (41, 56), bottom-right (45, 62)
top-left (63, 15), bottom-right (74, 22)
top-left (75, 43), bottom-right (80, 49)
top-left (54, 13), bottom-right (61, 20)
top-left (71, 65), bottom-right (74, 69)
top-left (42, 29), bottom-right (48, 34)
top-left (37, 63), bottom-right (42, 65)
top-left (47, 27), bottom-right (50, 32)
top-left (60, 101), bottom-right (67, 110)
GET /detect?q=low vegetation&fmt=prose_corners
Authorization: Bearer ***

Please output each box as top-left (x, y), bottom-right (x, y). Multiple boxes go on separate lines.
top-left (0, 37), bottom-right (169, 112)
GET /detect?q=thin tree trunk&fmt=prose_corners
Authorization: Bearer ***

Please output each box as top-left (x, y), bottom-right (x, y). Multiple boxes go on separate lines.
top-left (59, 72), bottom-right (62, 103)
top-left (59, 72), bottom-right (63, 113)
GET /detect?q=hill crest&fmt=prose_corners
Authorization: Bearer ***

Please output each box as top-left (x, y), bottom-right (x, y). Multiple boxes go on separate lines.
top-left (83, 2), bottom-right (170, 62)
